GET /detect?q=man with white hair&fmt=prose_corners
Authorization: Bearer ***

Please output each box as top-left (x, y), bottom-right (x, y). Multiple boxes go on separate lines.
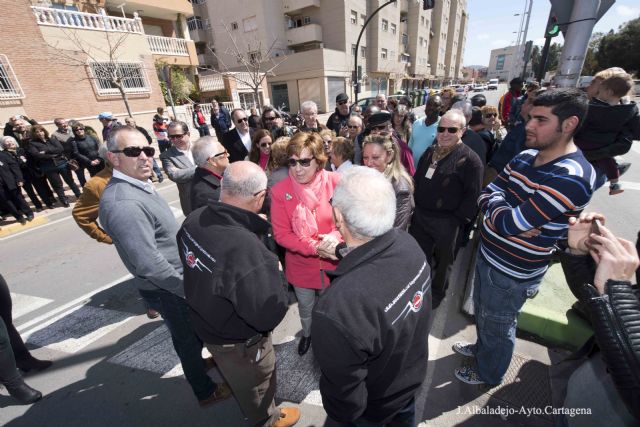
top-left (299, 100), bottom-right (326, 133)
top-left (312, 166), bottom-right (432, 426)
top-left (178, 161), bottom-right (300, 427)
top-left (188, 136), bottom-right (229, 211)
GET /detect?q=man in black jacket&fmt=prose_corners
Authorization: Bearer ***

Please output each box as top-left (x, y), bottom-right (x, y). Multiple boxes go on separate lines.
top-left (222, 109), bottom-right (253, 162)
top-left (188, 136), bottom-right (228, 211)
top-left (325, 92), bottom-right (351, 134)
top-left (312, 166), bottom-right (432, 425)
top-left (178, 161), bottom-right (300, 427)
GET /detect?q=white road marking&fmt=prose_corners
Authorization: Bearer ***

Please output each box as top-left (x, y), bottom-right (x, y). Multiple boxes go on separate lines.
top-left (619, 180), bottom-right (640, 191)
top-left (301, 390), bottom-right (323, 407)
top-left (17, 273), bottom-right (133, 335)
top-left (632, 144), bottom-right (640, 155)
top-left (10, 292), bottom-right (53, 319)
top-left (24, 305), bottom-right (133, 353)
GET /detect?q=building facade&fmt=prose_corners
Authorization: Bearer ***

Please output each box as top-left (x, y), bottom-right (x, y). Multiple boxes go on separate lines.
top-left (189, 0), bottom-right (468, 113)
top-left (487, 43), bottom-right (533, 82)
top-left (1, 0), bottom-right (197, 134)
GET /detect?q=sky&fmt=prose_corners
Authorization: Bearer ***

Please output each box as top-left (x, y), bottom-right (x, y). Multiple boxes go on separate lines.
top-left (463, 0), bottom-right (640, 66)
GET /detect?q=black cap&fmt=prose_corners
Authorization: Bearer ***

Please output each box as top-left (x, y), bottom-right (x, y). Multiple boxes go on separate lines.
top-left (471, 94), bottom-right (486, 107)
top-left (336, 92), bottom-right (349, 103)
top-left (469, 107), bottom-right (483, 126)
top-left (367, 111), bottom-right (392, 127)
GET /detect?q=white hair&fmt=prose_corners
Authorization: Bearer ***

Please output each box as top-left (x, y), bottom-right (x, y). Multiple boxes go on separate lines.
top-left (191, 136), bottom-right (220, 167)
top-left (0, 135), bottom-right (18, 149)
top-left (332, 166), bottom-right (395, 238)
top-left (300, 100), bottom-right (318, 113)
top-left (221, 161), bottom-right (267, 199)
top-left (450, 102), bottom-right (471, 125)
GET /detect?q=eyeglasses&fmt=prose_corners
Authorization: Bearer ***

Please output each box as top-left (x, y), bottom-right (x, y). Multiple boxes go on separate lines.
top-left (168, 133), bottom-right (186, 139)
top-left (264, 116), bottom-right (276, 121)
top-left (347, 125), bottom-right (360, 129)
top-left (259, 142), bottom-right (272, 148)
top-left (236, 117), bottom-right (248, 123)
top-left (73, 128), bottom-right (85, 132)
top-left (483, 113), bottom-right (497, 118)
top-left (111, 146), bottom-right (155, 157)
top-left (437, 126), bottom-right (459, 134)
top-left (287, 158), bottom-right (314, 168)
top-left (252, 188), bottom-right (268, 197)
top-left (337, 101), bottom-right (348, 106)
top-left (209, 150), bottom-right (228, 160)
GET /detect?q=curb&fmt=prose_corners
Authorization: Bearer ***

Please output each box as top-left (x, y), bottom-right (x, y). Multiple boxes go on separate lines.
top-left (0, 215), bottom-right (49, 238)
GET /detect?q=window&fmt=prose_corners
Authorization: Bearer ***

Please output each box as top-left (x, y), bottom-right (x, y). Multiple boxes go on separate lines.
top-left (350, 10), bottom-right (357, 25)
top-left (89, 61), bottom-right (150, 96)
top-left (243, 16), bottom-right (257, 32)
top-left (0, 54), bottom-right (24, 100)
top-left (195, 42), bottom-right (207, 55)
top-left (421, 16), bottom-right (425, 26)
top-left (187, 16), bottom-right (203, 31)
top-left (381, 48), bottom-right (387, 60)
top-left (351, 44), bottom-right (357, 56)
top-left (361, 46), bottom-right (366, 58)
top-left (360, 14), bottom-right (366, 26)
top-left (381, 19), bottom-right (388, 31)
top-left (303, 16), bottom-right (311, 25)
top-left (390, 23), bottom-right (396, 35)
top-left (230, 22), bottom-right (238, 30)
top-left (188, 0), bottom-right (206, 3)
top-left (51, 3), bottom-right (78, 10)
top-left (402, 33), bottom-right (408, 46)
top-left (419, 37), bottom-right (424, 47)
top-left (248, 51), bottom-right (262, 64)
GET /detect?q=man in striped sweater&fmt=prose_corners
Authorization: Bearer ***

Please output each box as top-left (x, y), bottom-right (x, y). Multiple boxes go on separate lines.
top-left (454, 89), bottom-right (596, 386)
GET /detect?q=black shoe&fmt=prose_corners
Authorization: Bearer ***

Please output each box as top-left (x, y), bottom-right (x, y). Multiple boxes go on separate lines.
top-left (26, 214), bottom-right (34, 222)
top-left (6, 380), bottom-right (42, 404)
top-left (298, 336), bottom-right (311, 356)
top-left (16, 357), bottom-right (53, 373)
top-left (18, 217), bottom-right (27, 225)
top-left (61, 200), bottom-right (70, 208)
top-left (617, 161), bottom-right (631, 177)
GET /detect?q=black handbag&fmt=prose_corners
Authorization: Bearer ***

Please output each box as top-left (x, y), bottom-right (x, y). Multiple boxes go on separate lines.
top-left (66, 158), bottom-right (80, 171)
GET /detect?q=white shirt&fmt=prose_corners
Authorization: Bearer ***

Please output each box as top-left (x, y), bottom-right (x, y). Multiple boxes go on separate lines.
top-left (178, 147), bottom-right (194, 165)
top-left (112, 169), bottom-right (155, 194)
top-left (238, 129), bottom-right (251, 157)
top-left (332, 160), bottom-right (354, 174)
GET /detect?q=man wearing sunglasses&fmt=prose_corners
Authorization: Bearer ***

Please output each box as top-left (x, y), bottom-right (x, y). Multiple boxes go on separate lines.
top-left (100, 126), bottom-right (231, 407)
top-left (189, 137), bottom-right (229, 211)
top-left (326, 92), bottom-right (351, 135)
top-left (161, 121), bottom-right (197, 215)
top-left (410, 110), bottom-right (483, 309)
top-left (222, 109), bottom-right (254, 163)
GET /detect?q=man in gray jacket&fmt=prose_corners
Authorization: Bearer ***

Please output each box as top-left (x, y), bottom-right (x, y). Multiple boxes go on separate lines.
top-left (160, 121), bottom-right (197, 215)
top-left (100, 126), bottom-right (230, 407)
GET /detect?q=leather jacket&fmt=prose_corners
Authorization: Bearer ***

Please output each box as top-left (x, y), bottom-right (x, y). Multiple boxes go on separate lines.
top-left (559, 251), bottom-right (640, 420)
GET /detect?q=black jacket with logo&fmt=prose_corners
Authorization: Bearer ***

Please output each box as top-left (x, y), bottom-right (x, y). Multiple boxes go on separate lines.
top-left (312, 229), bottom-right (432, 424)
top-left (177, 202), bottom-right (287, 345)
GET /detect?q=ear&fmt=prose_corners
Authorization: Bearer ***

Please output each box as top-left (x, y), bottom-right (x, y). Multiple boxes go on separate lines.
top-left (106, 151), bottom-right (119, 167)
top-left (562, 116), bottom-right (580, 135)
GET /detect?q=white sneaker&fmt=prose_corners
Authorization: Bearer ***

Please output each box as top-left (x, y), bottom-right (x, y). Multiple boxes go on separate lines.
top-left (452, 341), bottom-right (475, 357)
top-left (454, 365), bottom-right (485, 385)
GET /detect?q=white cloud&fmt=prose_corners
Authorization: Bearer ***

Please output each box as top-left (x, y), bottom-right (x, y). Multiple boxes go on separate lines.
top-left (615, 5), bottom-right (640, 18)
top-left (534, 37), bottom-right (546, 46)
top-left (477, 33), bottom-right (490, 40)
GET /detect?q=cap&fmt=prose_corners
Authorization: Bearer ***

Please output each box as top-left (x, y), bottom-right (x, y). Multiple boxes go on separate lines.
top-left (98, 112), bottom-right (114, 120)
top-left (469, 107), bottom-right (483, 126)
top-left (367, 111), bottom-right (392, 127)
top-left (335, 93), bottom-right (349, 103)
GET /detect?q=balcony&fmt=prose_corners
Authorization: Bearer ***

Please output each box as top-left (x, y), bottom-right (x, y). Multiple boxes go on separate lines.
top-left (147, 36), bottom-right (198, 66)
top-left (31, 6), bottom-right (143, 34)
top-left (283, 0), bottom-right (320, 14)
top-left (105, 0), bottom-right (193, 19)
top-left (286, 24), bottom-right (322, 47)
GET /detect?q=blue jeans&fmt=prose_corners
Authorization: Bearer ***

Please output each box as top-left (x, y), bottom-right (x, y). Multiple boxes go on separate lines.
top-left (196, 124), bottom-right (210, 137)
top-left (343, 399), bottom-right (416, 427)
top-left (593, 164), bottom-right (607, 191)
top-left (138, 288), bottom-right (215, 400)
top-left (472, 255), bottom-right (541, 385)
top-left (152, 159), bottom-right (164, 179)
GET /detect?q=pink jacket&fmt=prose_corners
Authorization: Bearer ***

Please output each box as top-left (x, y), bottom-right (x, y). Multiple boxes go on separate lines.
top-left (270, 172), bottom-right (341, 289)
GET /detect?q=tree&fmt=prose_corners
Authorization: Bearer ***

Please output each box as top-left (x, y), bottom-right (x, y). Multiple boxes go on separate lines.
top-left (582, 32), bottom-right (604, 75)
top-left (547, 42), bottom-right (563, 72)
top-left (529, 45), bottom-right (541, 79)
top-left (155, 61), bottom-right (194, 105)
top-left (204, 22), bottom-right (287, 109)
top-left (595, 17), bottom-right (640, 75)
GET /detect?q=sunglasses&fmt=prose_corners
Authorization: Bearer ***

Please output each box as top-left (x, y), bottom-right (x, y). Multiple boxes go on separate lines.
top-left (437, 126), bottom-right (459, 134)
top-left (210, 150), bottom-right (228, 159)
top-left (264, 116), bottom-right (276, 121)
top-left (371, 125), bottom-right (388, 131)
top-left (347, 125), bottom-right (360, 129)
top-left (236, 117), bottom-right (248, 123)
top-left (252, 188), bottom-right (269, 197)
top-left (483, 113), bottom-right (497, 118)
top-left (259, 142), bottom-right (272, 148)
top-left (337, 101), bottom-right (348, 105)
top-left (168, 133), bottom-right (186, 139)
top-left (287, 158), bottom-right (314, 168)
top-left (111, 146), bottom-right (155, 157)
top-left (73, 128), bottom-right (85, 132)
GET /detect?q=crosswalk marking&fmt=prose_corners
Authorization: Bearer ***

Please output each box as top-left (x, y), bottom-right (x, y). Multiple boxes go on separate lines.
top-left (24, 305), bottom-right (133, 354)
top-left (619, 180), bottom-right (640, 191)
top-left (10, 292), bottom-right (53, 319)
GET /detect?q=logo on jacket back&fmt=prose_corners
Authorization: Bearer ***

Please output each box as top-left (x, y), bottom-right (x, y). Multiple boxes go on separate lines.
top-left (180, 237), bottom-right (213, 273)
top-left (411, 291), bottom-right (423, 312)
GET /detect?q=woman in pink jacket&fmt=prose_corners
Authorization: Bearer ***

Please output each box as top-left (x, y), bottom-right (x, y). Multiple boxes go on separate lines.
top-left (270, 132), bottom-right (341, 356)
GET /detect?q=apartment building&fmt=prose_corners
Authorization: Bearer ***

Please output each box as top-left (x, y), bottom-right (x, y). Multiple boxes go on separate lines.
top-left (428, 0), bottom-right (467, 83)
top-left (487, 44), bottom-right (533, 82)
top-left (1, 0), bottom-right (197, 133)
top-left (190, 0), bottom-right (468, 113)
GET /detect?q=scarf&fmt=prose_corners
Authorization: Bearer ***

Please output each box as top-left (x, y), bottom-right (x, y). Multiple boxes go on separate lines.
top-left (288, 168), bottom-right (329, 240)
top-left (259, 151), bottom-right (269, 171)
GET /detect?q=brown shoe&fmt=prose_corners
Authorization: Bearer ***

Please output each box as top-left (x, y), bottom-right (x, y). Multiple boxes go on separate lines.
top-left (146, 309), bottom-right (160, 319)
top-left (203, 356), bottom-right (217, 370)
top-left (198, 382), bottom-right (232, 407)
top-left (272, 407), bottom-right (300, 427)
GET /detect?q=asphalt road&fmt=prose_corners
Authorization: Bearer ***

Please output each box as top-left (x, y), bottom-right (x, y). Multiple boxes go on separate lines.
top-left (1, 91), bottom-right (639, 425)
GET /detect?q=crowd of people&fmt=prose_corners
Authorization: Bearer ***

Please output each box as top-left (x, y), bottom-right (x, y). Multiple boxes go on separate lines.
top-left (1, 69), bottom-right (639, 427)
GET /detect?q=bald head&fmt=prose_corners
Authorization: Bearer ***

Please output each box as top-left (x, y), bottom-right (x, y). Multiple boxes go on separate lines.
top-left (441, 109), bottom-right (466, 128)
top-left (220, 161), bottom-right (268, 213)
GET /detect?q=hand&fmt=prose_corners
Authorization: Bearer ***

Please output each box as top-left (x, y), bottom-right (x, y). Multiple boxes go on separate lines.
top-left (317, 244), bottom-right (339, 261)
top-left (518, 228), bottom-right (541, 238)
top-left (17, 181), bottom-right (23, 187)
top-left (589, 224), bottom-right (639, 294)
top-left (567, 212), bottom-right (606, 254)
top-left (91, 159), bottom-right (100, 165)
top-left (318, 234), bottom-right (340, 246)
top-left (274, 118), bottom-right (284, 128)
top-left (339, 126), bottom-right (349, 137)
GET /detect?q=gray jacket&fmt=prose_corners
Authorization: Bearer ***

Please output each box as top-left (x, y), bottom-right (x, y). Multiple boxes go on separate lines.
top-left (99, 177), bottom-right (184, 296)
top-left (160, 145), bottom-right (196, 215)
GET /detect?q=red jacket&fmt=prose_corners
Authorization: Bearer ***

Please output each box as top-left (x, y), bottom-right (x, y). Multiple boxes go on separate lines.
top-left (270, 171), bottom-right (341, 289)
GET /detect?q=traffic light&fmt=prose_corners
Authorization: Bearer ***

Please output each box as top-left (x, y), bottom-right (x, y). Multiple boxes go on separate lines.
top-left (423, 0), bottom-right (435, 10)
top-left (546, 15), bottom-right (560, 37)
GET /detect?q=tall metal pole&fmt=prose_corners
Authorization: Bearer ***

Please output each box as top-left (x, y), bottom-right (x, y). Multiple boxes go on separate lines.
top-left (519, 0), bottom-right (533, 79)
top-left (555, 0), bottom-right (600, 87)
top-left (536, 35), bottom-right (552, 82)
top-left (510, 1), bottom-right (527, 81)
top-left (354, 0), bottom-right (398, 104)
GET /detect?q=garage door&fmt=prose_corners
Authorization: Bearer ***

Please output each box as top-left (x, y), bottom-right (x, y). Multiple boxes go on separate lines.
top-left (297, 78), bottom-right (322, 111)
top-left (327, 77), bottom-right (346, 111)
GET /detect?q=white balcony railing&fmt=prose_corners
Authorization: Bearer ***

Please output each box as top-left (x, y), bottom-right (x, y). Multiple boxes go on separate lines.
top-left (31, 6), bottom-right (143, 34)
top-left (146, 35), bottom-right (190, 56)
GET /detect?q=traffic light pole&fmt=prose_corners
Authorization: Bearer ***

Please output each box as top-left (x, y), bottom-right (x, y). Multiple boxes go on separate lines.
top-left (535, 35), bottom-right (552, 83)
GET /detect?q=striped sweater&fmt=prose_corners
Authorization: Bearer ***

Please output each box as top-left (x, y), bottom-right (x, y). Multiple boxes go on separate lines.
top-left (478, 149), bottom-right (595, 280)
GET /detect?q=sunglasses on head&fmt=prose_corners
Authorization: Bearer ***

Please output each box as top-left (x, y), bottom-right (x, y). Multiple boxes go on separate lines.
top-left (437, 126), bottom-right (459, 134)
top-left (111, 146), bottom-right (155, 157)
top-left (287, 158), bottom-right (314, 168)
top-left (484, 113), bottom-right (497, 118)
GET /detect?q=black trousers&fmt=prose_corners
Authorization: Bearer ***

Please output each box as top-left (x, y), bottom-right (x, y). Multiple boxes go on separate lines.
top-left (409, 213), bottom-right (460, 307)
top-left (0, 274), bottom-right (30, 362)
top-left (0, 185), bottom-right (32, 220)
top-left (21, 168), bottom-right (54, 208)
top-left (43, 165), bottom-right (81, 202)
